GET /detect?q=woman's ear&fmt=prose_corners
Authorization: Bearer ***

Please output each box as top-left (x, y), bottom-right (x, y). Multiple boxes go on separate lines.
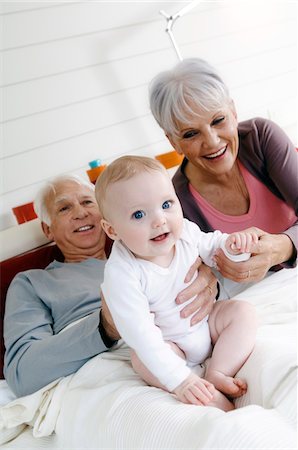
top-left (229, 99), bottom-right (238, 120)
top-left (101, 219), bottom-right (119, 241)
top-left (41, 221), bottom-right (54, 241)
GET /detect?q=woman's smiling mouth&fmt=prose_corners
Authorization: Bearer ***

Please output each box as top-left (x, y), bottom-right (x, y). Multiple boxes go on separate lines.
top-left (204, 146), bottom-right (227, 159)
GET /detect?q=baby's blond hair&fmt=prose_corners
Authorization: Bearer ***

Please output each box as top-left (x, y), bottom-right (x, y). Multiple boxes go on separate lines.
top-left (95, 155), bottom-right (168, 219)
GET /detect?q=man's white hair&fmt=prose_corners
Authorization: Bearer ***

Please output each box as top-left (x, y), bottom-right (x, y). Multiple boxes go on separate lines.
top-left (34, 174), bottom-right (95, 225)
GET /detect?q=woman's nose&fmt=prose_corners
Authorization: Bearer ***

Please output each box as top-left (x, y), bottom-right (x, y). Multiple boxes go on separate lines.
top-left (203, 128), bottom-right (220, 148)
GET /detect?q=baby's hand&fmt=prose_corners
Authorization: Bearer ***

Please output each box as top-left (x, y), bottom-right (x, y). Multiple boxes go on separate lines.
top-left (173, 373), bottom-right (215, 406)
top-left (226, 231), bottom-right (259, 255)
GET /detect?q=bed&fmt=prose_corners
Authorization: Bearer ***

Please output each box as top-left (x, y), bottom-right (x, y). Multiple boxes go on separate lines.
top-left (0, 219), bottom-right (297, 449)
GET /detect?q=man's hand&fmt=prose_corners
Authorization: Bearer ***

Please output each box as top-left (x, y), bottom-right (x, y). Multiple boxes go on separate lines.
top-left (173, 372), bottom-right (215, 405)
top-left (176, 257), bottom-right (218, 326)
top-left (100, 293), bottom-right (121, 341)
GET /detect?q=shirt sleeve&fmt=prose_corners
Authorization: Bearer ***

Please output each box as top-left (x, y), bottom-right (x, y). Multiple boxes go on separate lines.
top-left (184, 220), bottom-right (249, 265)
top-left (101, 258), bottom-right (191, 391)
top-left (4, 273), bottom-right (108, 397)
top-left (259, 119), bottom-right (298, 266)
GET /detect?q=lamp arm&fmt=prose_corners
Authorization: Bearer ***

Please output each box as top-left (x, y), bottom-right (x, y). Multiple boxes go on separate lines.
top-left (159, 1), bottom-right (201, 61)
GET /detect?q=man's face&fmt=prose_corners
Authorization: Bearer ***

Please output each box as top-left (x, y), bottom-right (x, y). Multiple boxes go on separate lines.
top-left (44, 180), bottom-right (104, 261)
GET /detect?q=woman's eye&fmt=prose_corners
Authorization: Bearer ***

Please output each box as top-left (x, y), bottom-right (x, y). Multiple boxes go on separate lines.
top-left (212, 116), bottom-right (225, 126)
top-left (182, 130), bottom-right (198, 139)
top-left (132, 210), bottom-right (145, 220)
top-left (162, 200), bottom-right (171, 209)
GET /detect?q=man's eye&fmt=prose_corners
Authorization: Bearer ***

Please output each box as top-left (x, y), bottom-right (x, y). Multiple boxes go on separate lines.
top-left (132, 210), bottom-right (145, 220)
top-left (182, 130), bottom-right (198, 139)
top-left (162, 200), bottom-right (171, 209)
top-left (83, 200), bottom-right (94, 205)
top-left (59, 206), bottom-right (69, 213)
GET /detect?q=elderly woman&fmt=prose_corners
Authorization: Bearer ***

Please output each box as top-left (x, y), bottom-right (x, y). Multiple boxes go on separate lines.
top-left (149, 58), bottom-right (297, 296)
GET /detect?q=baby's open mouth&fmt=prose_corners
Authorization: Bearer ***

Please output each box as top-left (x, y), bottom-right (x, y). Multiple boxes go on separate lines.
top-left (151, 233), bottom-right (169, 242)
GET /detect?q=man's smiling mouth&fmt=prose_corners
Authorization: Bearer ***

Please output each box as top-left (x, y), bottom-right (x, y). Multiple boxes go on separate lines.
top-left (74, 225), bottom-right (94, 233)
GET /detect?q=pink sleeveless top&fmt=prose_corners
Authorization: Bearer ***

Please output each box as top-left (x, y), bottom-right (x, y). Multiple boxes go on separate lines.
top-left (189, 162), bottom-right (296, 234)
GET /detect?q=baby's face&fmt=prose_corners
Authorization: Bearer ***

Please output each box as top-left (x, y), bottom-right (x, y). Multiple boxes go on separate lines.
top-left (105, 170), bottom-right (183, 263)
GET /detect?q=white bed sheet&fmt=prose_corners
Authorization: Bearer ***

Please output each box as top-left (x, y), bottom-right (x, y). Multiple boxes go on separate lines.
top-left (1, 267), bottom-right (297, 449)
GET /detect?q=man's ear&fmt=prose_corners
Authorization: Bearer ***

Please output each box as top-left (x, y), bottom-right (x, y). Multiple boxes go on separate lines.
top-left (166, 133), bottom-right (183, 155)
top-left (41, 221), bottom-right (54, 241)
top-left (101, 219), bottom-right (119, 241)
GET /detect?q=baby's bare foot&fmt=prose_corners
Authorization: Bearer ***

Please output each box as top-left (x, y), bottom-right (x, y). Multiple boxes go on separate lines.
top-left (205, 369), bottom-right (247, 398)
top-left (208, 388), bottom-right (235, 412)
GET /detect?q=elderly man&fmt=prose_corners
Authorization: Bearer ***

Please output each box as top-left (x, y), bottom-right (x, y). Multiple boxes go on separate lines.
top-left (4, 174), bottom-right (217, 397)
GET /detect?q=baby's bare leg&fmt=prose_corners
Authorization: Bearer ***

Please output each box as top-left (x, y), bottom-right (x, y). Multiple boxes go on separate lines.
top-left (131, 343), bottom-right (234, 411)
top-left (205, 299), bottom-right (257, 397)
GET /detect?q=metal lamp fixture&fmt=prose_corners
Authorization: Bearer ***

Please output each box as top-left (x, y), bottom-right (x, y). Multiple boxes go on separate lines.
top-left (159, 1), bottom-right (201, 61)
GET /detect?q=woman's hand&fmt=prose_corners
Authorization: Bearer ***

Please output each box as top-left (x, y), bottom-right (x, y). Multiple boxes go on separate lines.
top-left (176, 257), bottom-right (218, 326)
top-left (100, 294), bottom-right (121, 341)
top-left (214, 227), bottom-right (295, 283)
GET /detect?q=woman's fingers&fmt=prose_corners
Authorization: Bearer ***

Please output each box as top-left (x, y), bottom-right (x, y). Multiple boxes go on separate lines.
top-left (177, 263), bottom-right (217, 323)
top-left (214, 249), bottom-right (269, 282)
top-left (183, 256), bottom-right (202, 283)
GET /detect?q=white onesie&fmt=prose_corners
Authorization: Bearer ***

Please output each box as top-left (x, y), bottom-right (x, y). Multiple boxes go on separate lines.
top-left (101, 218), bottom-right (248, 391)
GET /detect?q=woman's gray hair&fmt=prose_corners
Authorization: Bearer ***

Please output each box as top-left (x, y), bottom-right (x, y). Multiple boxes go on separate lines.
top-left (149, 58), bottom-right (231, 137)
top-left (34, 174), bottom-right (95, 225)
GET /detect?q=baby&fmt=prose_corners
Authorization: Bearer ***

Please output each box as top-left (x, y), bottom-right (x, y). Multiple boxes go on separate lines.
top-left (95, 155), bottom-right (258, 411)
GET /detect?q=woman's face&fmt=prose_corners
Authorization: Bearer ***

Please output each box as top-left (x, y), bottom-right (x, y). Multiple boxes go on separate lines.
top-left (167, 101), bottom-right (239, 178)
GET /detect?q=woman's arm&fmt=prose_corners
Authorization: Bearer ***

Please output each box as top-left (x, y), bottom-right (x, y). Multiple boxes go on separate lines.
top-left (214, 227), bottom-right (296, 283)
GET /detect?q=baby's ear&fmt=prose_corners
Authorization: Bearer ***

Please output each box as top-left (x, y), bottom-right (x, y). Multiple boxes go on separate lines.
top-left (100, 219), bottom-right (119, 241)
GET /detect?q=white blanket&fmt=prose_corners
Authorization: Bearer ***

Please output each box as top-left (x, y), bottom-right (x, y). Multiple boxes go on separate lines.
top-left (1, 267), bottom-right (297, 449)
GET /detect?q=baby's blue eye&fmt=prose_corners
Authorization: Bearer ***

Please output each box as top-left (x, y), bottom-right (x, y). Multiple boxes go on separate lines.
top-left (133, 210), bottom-right (145, 220)
top-left (162, 200), bottom-right (171, 209)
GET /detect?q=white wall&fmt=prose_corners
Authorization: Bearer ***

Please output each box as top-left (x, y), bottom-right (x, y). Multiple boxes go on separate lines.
top-left (1, 0), bottom-right (297, 230)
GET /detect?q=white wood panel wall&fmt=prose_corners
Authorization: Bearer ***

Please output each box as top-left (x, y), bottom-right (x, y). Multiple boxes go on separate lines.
top-left (0, 0), bottom-right (297, 230)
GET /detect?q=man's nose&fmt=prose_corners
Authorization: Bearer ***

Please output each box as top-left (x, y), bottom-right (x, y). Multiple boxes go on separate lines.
top-left (73, 204), bottom-right (88, 219)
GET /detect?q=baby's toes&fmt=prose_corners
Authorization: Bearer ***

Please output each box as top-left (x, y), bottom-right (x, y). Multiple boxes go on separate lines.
top-left (234, 378), bottom-right (247, 390)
